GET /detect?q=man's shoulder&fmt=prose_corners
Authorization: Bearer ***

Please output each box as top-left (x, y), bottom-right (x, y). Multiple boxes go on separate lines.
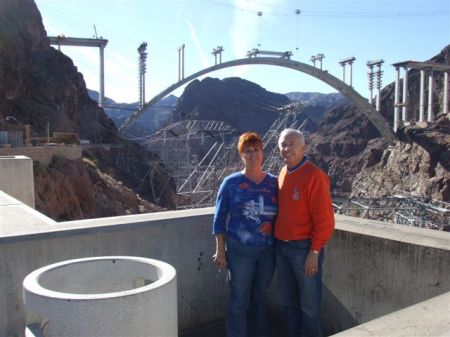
top-left (304, 161), bottom-right (328, 177)
top-left (301, 162), bottom-right (331, 188)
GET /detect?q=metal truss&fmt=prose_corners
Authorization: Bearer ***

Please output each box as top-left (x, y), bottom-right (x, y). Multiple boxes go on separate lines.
top-left (333, 196), bottom-right (449, 230)
top-left (144, 102), bottom-right (309, 209)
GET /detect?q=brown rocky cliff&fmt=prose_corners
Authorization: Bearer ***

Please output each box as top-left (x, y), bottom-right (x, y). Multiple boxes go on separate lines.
top-left (351, 117), bottom-right (450, 201)
top-left (308, 45), bottom-right (449, 202)
top-left (0, 0), bottom-right (47, 108)
top-left (173, 77), bottom-right (291, 135)
top-left (34, 156), bottom-right (165, 221)
top-left (0, 0), bottom-right (116, 142)
top-left (308, 104), bottom-right (387, 195)
top-left (0, 0), bottom-right (178, 219)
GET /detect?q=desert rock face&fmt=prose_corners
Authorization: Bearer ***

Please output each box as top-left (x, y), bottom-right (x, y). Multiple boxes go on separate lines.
top-left (173, 77), bottom-right (291, 135)
top-left (0, 0), bottom-right (177, 221)
top-left (351, 117), bottom-right (450, 201)
top-left (34, 156), bottom-right (165, 221)
top-left (308, 45), bottom-right (449, 202)
top-left (308, 103), bottom-right (387, 196)
top-left (0, 0), bottom-right (116, 142)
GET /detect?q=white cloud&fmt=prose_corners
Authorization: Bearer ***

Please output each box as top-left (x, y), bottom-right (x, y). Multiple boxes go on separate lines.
top-left (186, 18), bottom-right (210, 68)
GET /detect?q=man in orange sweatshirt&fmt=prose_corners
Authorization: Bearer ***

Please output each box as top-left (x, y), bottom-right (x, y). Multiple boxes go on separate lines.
top-left (275, 128), bottom-right (335, 337)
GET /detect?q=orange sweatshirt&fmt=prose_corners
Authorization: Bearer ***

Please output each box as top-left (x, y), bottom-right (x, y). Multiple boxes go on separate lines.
top-left (275, 160), bottom-right (335, 252)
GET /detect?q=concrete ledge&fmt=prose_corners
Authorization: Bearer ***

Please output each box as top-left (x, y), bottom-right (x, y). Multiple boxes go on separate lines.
top-left (335, 214), bottom-right (450, 250)
top-left (0, 191), bottom-right (56, 239)
top-left (0, 199), bottom-right (213, 243)
top-left (331, 291), bottom-right (450, 337)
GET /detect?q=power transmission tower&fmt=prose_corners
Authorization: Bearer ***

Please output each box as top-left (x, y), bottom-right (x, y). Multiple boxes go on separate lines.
top-left (137, 42), bottom-right (148, 109)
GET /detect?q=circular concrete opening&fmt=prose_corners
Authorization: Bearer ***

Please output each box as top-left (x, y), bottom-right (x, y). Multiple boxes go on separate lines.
top-left (23, 256), bottom-right (177, 337)
top-left (37, 257), bottom-right (159, 294)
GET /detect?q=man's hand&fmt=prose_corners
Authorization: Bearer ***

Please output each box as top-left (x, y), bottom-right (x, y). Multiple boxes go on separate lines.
top-left (304, 250), bottom-right (319, 277)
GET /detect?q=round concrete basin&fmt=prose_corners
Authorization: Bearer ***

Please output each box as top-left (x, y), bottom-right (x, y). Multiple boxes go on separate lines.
top-left (23, 256), bottom-right (177, 337)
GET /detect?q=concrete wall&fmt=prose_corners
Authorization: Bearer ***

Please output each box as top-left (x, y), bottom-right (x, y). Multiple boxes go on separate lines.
top-left (1, 192), bottom-right (449, 337)
top-left (0, 194), bottom-right (226, 337)
top-left (331, 291), bottom-right (450, 337)
top-left (0, 144), bottom-right (81, 166)
top-left (0, 156), bottom-right (35, 208)
top-left (323, 215), bottom-right (450, 335)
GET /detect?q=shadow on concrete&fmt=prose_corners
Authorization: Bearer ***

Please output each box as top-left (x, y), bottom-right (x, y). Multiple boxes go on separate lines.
top-left (180, 310), bottom-right (284, 337)
top-left (180, 285), bottom-right (360, 337)
top-left (323, 285), bottom-right (359, 335)
top-left (180, 319), bottom-right (226, 337)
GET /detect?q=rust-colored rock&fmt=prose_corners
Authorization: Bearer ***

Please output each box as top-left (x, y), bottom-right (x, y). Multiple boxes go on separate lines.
top-left (34, 156), bottom-right (165, 221)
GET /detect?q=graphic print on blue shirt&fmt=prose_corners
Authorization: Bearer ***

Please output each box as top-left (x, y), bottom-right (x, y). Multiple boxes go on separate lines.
top-left (212, 172), bottom-right (278, 246)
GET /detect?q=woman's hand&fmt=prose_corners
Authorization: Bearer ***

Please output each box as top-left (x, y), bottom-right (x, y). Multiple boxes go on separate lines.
top-left (260, 222), bottom-right (273, 236)
top-left (213, 248), bottom-right (227, 269)
top-left (213, 234), bottom-right (227, 269)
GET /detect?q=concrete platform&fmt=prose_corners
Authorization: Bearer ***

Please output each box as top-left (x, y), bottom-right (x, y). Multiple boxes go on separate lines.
top-left (180, 316), bottom-right (284, 337)
top-left (332, 291), bottom-right (450, 337)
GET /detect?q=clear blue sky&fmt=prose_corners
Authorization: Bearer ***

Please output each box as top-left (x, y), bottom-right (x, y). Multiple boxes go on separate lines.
top-left (35, 0), bottom-right (450, 104)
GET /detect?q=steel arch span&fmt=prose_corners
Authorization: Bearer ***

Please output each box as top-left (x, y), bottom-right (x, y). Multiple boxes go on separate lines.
top-left (120, 57), bottom-right (396, 144)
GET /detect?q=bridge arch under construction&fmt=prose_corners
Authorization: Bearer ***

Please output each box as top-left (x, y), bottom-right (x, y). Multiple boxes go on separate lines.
top-left (120, 57), bottom-right (396, 144)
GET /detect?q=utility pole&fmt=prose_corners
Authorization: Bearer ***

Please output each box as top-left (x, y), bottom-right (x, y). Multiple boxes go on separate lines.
top-left (46, 116), bottom-right (50, 144)
top-left (137, 42), bottom-right (148, 109)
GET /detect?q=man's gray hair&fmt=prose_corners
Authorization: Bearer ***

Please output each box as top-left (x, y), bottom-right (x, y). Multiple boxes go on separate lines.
top-left (278, 128), bottom-right (305, 146)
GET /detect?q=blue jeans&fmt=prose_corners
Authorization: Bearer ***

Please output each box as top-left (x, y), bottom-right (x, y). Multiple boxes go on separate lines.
top-left (226, 237), bottom-right (275, 337)
top-left (275, 239), bottom-right (324, 337)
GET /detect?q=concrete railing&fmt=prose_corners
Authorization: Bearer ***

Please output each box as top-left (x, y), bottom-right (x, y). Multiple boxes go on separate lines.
top-left (1, 190), bottom-right (449, 337)
top-left (323, 215), bottom-right (450, 335)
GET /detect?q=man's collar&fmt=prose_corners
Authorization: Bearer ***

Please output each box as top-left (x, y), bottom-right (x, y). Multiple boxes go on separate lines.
top-left (287, 156), bottom-right (308, 173)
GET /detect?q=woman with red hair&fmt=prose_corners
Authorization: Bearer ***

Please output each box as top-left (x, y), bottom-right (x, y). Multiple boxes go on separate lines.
top-left (212, 132), bottom-right (278, 337)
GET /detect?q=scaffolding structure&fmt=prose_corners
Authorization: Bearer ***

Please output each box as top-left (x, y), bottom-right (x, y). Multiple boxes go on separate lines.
top-left (333, 196), bottom-right (450, 230)
top-left (142, 102), bottom-right (307, 209)
top-left (143, 120), bottom-right (240, 208)
top-left (262, 101), bottom-right (309, 174)
top-left (139, 106), bottom-right (448, 230)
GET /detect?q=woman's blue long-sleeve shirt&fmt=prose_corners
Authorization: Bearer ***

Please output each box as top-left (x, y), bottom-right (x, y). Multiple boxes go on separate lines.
top-left (212, 172), bottom-right (278, 246)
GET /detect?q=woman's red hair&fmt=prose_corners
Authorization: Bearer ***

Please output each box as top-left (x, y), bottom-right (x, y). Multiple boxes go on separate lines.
top-left (237, 132), bottom-right (263, 155)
